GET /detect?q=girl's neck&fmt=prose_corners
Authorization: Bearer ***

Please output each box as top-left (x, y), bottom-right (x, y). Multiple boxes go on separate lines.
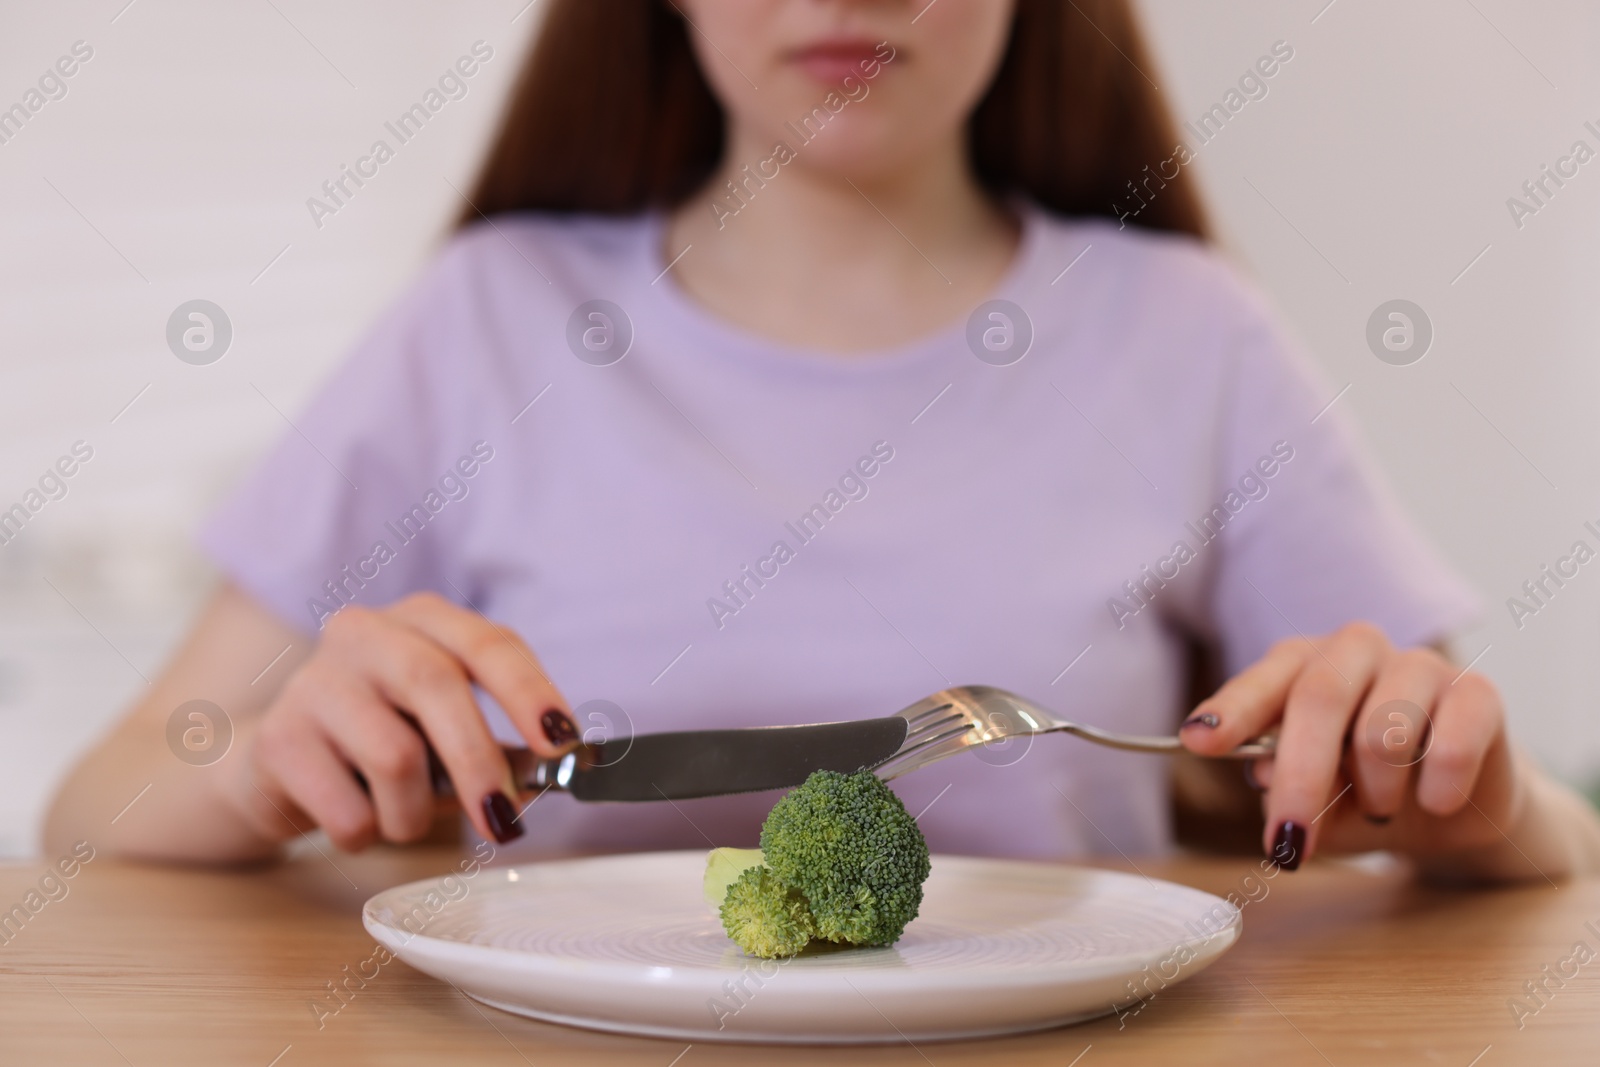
top-left (663, 128), bottom-right (1020, 354)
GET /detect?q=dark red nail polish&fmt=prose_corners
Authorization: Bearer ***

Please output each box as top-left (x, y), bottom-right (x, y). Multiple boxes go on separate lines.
top-left (1271, 820), bottom-right (1305, 871)
top-left (1365, 813), bottom-right (1392, 826)
top-left (1181, 711), bottom-right (1220, 729)
top-left (482, 791), bottom-right (524, 843)
top-left (541, 709), bottom-right (578, 746)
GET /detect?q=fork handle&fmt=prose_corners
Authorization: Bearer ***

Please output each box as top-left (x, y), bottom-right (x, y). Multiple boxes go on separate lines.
top-left (1050, 723), bottom-right (1275, 759)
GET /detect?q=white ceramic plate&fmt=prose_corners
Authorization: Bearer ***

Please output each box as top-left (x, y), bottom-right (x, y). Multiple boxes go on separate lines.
top-left (363, 851), bottom-right (1241, 1044)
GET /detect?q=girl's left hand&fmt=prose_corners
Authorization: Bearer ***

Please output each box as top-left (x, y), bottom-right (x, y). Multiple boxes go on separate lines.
top-left (1179, 622), bottom-right (1521, 870)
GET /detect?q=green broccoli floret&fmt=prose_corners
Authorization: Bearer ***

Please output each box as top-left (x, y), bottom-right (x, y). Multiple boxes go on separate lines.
top-left (705, 770), bottom-right (931, 958)
top-left (759, 770), bottom-right (931, 948)
top-left (718, 865), bottom-right (816, 959)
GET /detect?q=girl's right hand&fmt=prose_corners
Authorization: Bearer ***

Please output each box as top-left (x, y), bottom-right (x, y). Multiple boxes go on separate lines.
top-left (221, 592), bottom-right (579, 851)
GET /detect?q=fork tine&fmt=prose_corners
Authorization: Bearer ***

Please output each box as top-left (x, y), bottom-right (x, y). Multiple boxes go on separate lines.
top-left (874, 732), bottom-right (976, 780)
top-left (899, 721), bottom-right (975, 753)
top-left (902, 710), bottom-right (969, 741)
top-left (873, 705), bottom-right (983, 780)
top-left (902, 702), bottom-right (956, 727)
top-left (874, 685), bottom-right (1275, 784)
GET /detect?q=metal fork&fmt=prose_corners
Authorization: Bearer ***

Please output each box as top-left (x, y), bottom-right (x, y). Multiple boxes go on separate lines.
top-left (872, 685), bottom-right (1275, 780)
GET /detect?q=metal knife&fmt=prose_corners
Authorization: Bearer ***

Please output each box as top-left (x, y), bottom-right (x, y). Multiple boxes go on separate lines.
top-left (422, 718), bottom-right (910, 802)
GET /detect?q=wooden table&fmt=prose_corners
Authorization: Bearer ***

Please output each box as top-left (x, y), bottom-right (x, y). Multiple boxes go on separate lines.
top-left (1, 843), bottom-right (1594, 1065)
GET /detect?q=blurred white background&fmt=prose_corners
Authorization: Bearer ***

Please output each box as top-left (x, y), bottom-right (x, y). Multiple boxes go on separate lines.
top-left (1, 0), bottom-right (1596, 856)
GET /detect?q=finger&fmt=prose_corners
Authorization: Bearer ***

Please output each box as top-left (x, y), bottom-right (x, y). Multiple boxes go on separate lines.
top-left (1245, 755), bottom-right (1272, 792)
top-left (1261, 623), bottom-right (1389, 866)
top-left (254, 716), bottom-right (377, 851)
top-left (391, 593), bottom-right (578, 758)
top-left (1349, 650), bottom-right (1446, 822)
top-left (315, 680), bottom-right (437, 843)
top-left (323, 607), bottom-right (522, 844)
top-left (1416, 671), bottom-right (1504, 817)
top-left (1180, 639), bottom-right (1310, 755)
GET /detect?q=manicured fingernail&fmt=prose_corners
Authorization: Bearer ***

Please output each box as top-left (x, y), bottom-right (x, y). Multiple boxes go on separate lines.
top-left (1365, 813), bottom-right (1392, 826)
top-left (541, 709), bottom-right (578, 747)
top-left (1181, 712), bottom-right (1220, 729)
top-left (1271, 820), bottom-right (1305, 871)
top-left (482, 791), bottom-right (524, 843)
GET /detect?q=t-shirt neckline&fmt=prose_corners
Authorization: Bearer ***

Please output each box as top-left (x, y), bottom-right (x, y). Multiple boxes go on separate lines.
top-left (638, 197), bottom-right (1049, 379)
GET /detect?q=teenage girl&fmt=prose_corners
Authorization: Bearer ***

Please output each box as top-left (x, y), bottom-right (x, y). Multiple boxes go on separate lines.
top-left (46, 0), bottom-right (1600, 880)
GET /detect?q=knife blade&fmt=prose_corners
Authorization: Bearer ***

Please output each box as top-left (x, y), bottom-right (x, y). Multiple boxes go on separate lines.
top-left (500, 716), bottom-right (911, 801)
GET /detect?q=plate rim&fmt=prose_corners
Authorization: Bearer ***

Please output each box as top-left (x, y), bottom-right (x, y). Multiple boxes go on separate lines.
top-left (461, 989), bottom-right (1124, 1045)
top-left (362, 850), bottom-right (1242, 992)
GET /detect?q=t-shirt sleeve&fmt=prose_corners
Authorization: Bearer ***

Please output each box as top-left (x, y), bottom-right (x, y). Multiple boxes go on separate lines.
top-left (195, 247), bottom-right (477, 635)
top-left (1200, 287), bottom-right (1483, 675)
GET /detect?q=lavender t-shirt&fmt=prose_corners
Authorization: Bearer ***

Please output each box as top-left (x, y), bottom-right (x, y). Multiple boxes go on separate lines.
top-left (197, 202), bottom-right (1480, 859)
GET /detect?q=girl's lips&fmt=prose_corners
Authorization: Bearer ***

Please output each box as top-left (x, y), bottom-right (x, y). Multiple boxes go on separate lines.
top-left (788, 40), bottom-right (889, 84)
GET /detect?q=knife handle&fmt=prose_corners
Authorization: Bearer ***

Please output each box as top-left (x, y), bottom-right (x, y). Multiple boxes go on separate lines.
top-left (524, 749), bottom-right (579, 792)
top-left (422, 745), bottom-right (578, 800)
top-left (353, 736), bottom-right (562, 801)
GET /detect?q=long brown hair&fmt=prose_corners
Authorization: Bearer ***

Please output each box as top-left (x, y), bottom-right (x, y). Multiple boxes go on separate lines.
top-left (461, 0), bottom-right (1208, 240)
